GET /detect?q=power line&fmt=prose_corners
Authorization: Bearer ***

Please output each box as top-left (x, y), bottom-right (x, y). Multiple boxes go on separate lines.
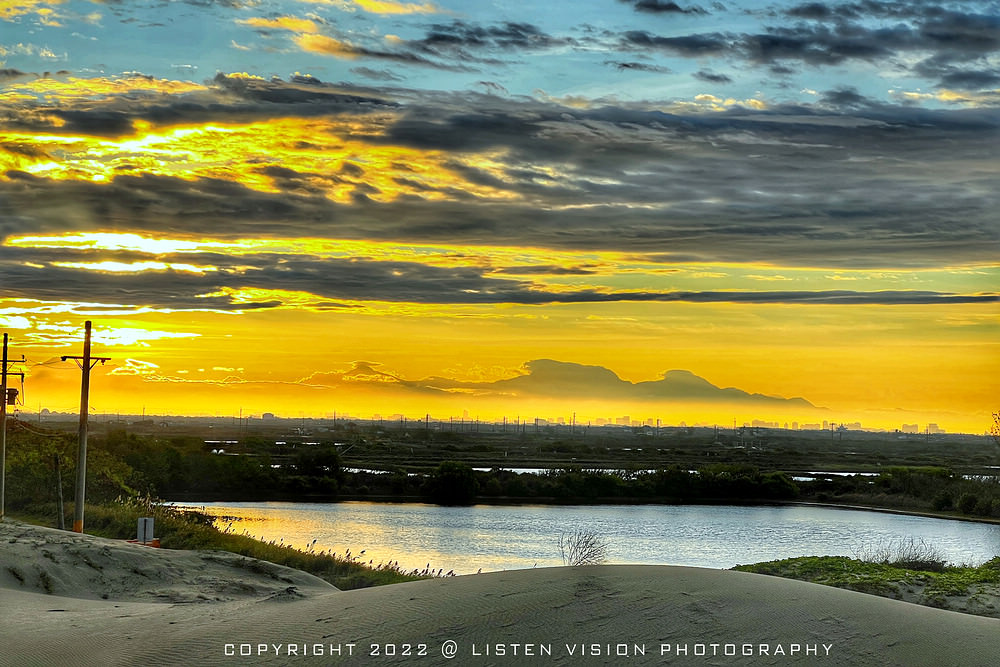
top-left (8, 420), bottom-right (65, 439)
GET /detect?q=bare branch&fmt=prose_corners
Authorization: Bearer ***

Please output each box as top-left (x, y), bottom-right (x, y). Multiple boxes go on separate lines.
top-left (558, 528), bottom-right (608, 566)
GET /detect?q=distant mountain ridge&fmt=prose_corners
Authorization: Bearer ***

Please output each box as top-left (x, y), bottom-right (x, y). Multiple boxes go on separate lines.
top-left (415, 359), bottom-right (818, 408)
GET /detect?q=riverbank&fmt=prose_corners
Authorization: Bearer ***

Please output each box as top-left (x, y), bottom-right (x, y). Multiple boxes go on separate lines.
top-left (788, 500), bottom-right (1000, 526)
top-left (168, 492), bottom-right (1000, 527)
top-left (737, 555), bottom-right (1000, 619)
top-left (2, 520), bottom-right (998, 666)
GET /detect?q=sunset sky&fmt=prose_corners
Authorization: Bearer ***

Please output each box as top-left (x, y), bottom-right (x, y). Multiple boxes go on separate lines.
top-left (1, 0), bottom-right (997, 433)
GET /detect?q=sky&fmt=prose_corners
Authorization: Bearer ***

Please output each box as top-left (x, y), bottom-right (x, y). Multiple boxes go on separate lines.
top-left (0, 0), bottom-right (998, 433)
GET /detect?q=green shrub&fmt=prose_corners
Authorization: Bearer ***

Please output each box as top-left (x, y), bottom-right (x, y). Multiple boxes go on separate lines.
top-left (957, 492), bottom-right (979, 514)
top-left (931, 490), bottom-right (953, 511)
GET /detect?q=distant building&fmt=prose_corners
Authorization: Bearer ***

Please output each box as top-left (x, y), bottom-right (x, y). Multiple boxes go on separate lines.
top-left (927, 423), bottom-right (945, 435)
top-left (901, 424), bottom-right (919, 434)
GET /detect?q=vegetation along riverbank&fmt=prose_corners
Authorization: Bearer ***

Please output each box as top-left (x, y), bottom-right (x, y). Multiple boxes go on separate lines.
top-left (4, 416), bottom-right (998, 614)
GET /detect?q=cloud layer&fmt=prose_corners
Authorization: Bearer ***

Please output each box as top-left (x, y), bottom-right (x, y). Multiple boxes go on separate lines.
top-left (2, 67), bottom-right (997, 311)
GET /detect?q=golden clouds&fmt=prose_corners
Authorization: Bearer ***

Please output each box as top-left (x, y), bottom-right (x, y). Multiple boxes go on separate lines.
top-left (294, 33), bottom-right (362, 59)
top-left (8, 75), bottom-right (207, 100)
top-left (678, 94), bottom-right (768, 113)
top-left (299, 0), bottom-right (441, 15)
top-left (7, 231), bottom-right (619, 277)
top-left (1, 0), bottom-right (65, 24)
top-left (13, 231), bottom-right (997, 303)
top-left (237, 16), bottom-right (321, 33)
top-left (2, 109), bottom-right (520, 202)
top-left (51, 261), bottom-right (216, 274)
top-left (0, 306), bottom-right (200, 348)
top-left (351, 0), bottom-right (441, 15)
top-left (193, 287), bottom-right (329, 309)
top-left (8, 232), bottom-right (218, 254)
top-left (891, 87), bottom-right (1000, 108)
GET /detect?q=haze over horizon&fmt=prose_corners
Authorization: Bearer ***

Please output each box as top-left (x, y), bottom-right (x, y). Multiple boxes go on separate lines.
top-left (1, 0), bottom-right (997, 434)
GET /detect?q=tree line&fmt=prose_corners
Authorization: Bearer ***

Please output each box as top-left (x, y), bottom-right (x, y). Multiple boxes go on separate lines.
top-left (4, 425), bottom-right (999, 519)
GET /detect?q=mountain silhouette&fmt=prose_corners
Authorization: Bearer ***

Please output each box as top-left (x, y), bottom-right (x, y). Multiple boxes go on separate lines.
top-left (414, 359), bottom-right (817, 407)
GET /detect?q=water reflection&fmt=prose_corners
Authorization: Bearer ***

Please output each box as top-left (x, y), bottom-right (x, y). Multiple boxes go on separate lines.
top-left (172, 501), bottom-right (1000, 576)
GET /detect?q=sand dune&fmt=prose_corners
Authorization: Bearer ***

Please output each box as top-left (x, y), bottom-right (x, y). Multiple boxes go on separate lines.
top-left (0, 520), bottom-right (337, 602)
top-left (2, 520), bottom-right (998, 666)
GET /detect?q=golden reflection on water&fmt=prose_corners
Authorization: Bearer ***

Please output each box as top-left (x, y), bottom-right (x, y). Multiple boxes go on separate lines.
top-left (197, 503), bottom-right (477, 575)
top-left (176, 501), bottom-right (1000, 577)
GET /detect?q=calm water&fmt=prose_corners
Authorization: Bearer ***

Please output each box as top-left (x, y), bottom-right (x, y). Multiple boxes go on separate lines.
top-left (173, 501), bottom-right (1000, 575)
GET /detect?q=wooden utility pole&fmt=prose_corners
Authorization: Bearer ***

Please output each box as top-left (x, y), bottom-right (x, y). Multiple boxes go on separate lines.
top-left (61, 321), bottom-right (110, 533)
top-left (1, 333), bottom-right (8, 522)
top-left (1, 333), bottom-right (26, 521)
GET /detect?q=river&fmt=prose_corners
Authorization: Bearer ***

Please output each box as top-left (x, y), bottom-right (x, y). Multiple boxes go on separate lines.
top-left (172, 501), bottom-right (1000, 576)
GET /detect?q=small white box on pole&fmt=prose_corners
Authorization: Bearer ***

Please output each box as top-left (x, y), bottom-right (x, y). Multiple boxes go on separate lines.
top-left (137, 517), bottom-right (154, 544)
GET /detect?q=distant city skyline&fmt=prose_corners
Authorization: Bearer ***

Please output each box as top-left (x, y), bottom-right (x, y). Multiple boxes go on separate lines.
top-left (20, 395), bottom-right (968, 437)
top-left (1, 1), bottom-right (997, 434)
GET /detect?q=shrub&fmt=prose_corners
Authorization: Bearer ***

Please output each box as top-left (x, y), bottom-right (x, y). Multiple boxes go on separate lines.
top-left (957, 492), bottom-right (979, 515)
top-left (558, 529), bottom-right (608, 566)
top-left (975, 496), bottom-right (997, 517)
top-left (931, 490), bottom-right (953, 511)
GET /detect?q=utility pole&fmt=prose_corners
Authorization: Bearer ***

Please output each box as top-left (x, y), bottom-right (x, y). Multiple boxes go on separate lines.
top-left (1, 333), bottom-right (26, 521)
top-left (61, 322), bottom-right (110, 533)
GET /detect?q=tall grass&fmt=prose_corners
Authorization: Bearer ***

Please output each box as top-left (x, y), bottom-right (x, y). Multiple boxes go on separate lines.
top-left (851, 536), bottom-right (948, 572)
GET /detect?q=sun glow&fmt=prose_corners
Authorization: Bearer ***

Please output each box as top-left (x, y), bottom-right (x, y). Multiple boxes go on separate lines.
top-left (52, 261), bottom-right (215, 274)
top-left (92, 328), bottom-right (200, 347)
top-left (8, 232), bottom-right (227, 254)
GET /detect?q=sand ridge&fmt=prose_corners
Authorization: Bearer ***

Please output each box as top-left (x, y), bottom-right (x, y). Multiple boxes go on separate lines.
top-left (2, 520), bottom-right (999, 666)
top-left (0, 519), bottom-right (337, 602)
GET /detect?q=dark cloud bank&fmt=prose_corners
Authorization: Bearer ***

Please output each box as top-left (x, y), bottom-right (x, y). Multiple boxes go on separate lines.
top-left (2, 73), bottom-right (997, 310)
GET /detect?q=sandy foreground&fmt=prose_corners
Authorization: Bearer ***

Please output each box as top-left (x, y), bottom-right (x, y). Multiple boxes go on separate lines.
top-left (1, 520), bottom-right (998, 666)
